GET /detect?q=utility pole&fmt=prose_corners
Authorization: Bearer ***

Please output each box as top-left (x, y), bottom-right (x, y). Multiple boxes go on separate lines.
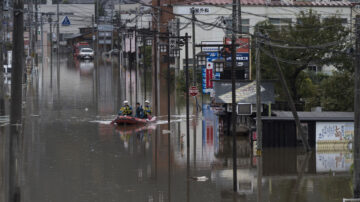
top-left (129, 31), bottom-right (132, 105)
top-left (92, 15), bottom-right (95, 50)
top-left (0, 0), bottom-right (5, 115)
top-left (10, 0), bottom-right (25, 201)
top-left (40, 14), bottom-right (44, 82)
top-left (35, 0), bottom-right (38, 66)
top-left (155, 0), bottom-right (160, 116)
top-left (56, 0), bottom-right (60, 70)
top-left (185, 33), bottom-right (190, 148)
top-left (135, 17), bottom-right (139, 104)
top-left (143, 35), bottom-right (147, 100)
top-left (354, 14), bottom-right (360, 198)
top-left (96, 0), bottom-right (99, 72)
top-left (110, 0), bottom-right (114, 51)
top-left (237, 0), bottom-right (242, 34)
top-left (255, 29), bottom-right (262, 153)
top-left (28, 0), bottom-right (36, 70)
top-left (268, 39), bottom-right (311, 152)
top-left (191, 8), bottom-right (196, 86)
top-left (29, 0), bottom-right (33, 71)
top-left (231, 0), bottom-right (238, 192)
top-left (49, 16), bottom-right (53, 88)
top-left (167, 32), bottom-right (171, 130)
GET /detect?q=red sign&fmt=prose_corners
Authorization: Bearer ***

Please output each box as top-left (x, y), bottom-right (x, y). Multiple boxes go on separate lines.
top-left (189, 86), bottom-right (199, 96)
top-left (224, 38), bottom-right (249, 53)
top-left (206, 68), bottom-right (213, 88)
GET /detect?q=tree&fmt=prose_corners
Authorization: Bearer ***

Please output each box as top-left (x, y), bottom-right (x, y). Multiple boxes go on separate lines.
top-left (255, 10), bottom-right (352, 109)
top-left (319, 71), bottom-right (354, 111)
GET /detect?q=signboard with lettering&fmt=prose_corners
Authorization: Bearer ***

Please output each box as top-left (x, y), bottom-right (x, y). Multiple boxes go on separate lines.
top-left (224, 38), bottom-right (250, 79)
top-left (176, 6), bottom-right (212, 15)
top-left (224, 38), bottom-right (250, 53)
top-left (201, 42), bottom-right (222, 94)
top-left (316, 122), bottom-right (354, 142)
top-left (213, 81), bottom-right (275, 104)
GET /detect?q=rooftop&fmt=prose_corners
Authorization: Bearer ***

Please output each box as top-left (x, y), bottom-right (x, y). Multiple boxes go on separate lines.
top-left (262, 111), bottom-right (354, 121)
top-left (178, 0), bottom-right (352, 7)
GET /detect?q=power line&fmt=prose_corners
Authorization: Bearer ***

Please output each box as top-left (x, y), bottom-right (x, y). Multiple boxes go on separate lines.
top-left (128, 0), bottom-right (354, 51)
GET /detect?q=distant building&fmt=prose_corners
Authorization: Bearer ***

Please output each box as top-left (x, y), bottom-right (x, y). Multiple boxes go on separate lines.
top-left (173, 0), bottom-right (354, 74)
top-left (37, 0), bottom-right (94, 39)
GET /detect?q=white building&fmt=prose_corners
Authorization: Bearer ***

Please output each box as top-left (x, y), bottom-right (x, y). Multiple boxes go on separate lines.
top-left (115, 2), bottom-right (152, 29)
top-left (173, 0), bottom-right (353, 74)
top-left (38, 0), bottom-right (94, 37)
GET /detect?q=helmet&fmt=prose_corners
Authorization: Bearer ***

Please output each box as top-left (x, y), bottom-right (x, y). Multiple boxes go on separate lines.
top-left (123, 100), bottom-right (129, 104)
top-left (145, 100), bottom-right (150, 104)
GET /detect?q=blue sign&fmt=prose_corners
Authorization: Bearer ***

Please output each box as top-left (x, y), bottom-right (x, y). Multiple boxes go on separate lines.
top-left (215, 72), bottom-right (220, 80)
top-left (62, 16), bottom-right (71, 26)
top-left (202, 67), bottom-right (207, 93)
top-left (225, 53), bottom-right (249, 62)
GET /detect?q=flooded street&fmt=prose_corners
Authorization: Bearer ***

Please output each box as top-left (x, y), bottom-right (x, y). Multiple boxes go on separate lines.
top-left (0, 55), bottom-right (354, 202)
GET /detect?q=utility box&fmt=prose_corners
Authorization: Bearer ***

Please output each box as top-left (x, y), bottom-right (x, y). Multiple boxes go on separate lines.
top-left (237, 103), bottom-right (252, 115)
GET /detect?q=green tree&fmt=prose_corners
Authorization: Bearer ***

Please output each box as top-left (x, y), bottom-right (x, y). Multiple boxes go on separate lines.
top-left (319, 71), bottom-right (354, 111)
top-left (255, 10), bottom-right (352, 109)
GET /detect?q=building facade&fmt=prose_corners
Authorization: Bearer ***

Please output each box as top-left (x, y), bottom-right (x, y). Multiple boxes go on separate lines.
top-left (173, 0), bottom-right (354, 75)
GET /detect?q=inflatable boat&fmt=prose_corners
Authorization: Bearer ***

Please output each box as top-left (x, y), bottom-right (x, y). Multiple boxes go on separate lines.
top-left (111, 115), bottom-right (156, 125)
top-left (115, 124), bottom-right (157, 136)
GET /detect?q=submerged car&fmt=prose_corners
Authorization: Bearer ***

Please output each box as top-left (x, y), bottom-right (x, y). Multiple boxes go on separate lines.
top-left (79, 48), bottom-right (94, 60)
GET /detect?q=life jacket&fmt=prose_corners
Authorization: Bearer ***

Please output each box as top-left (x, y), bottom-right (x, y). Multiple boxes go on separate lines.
top-left (144, 105), bottom-right (152, 116)
top-left (120, 105), bottom-right (133, 116)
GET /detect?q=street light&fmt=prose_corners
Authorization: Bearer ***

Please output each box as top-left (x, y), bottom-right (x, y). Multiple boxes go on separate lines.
top-left (213, 58), bottom-right (225, 73)
top-left (146, 39), bottom-right (152, 46)
top-left (159, 43), bottom-right (167, 53)
top-left (171, 48), bottom-right (181, 57)
top-left (196, 51), bottom-right (208, 66)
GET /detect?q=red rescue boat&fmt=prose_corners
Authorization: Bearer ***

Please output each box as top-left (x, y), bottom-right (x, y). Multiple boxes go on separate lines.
top-left (111, 115), bottom-right (156, 125)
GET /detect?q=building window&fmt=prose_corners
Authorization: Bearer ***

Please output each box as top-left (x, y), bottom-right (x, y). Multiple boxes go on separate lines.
top-left (224, 18), bottom-right (250, 35)
top-left (269, 18), bottom-right (292, 24)
top-left (308, 65), bottom-right (322, 73)
top-left (241, 19), bottom-right (250, 34)
top-left (269, 18), bottom-right (292, 29)
top-left (323, 18), bottom-right (348, 25)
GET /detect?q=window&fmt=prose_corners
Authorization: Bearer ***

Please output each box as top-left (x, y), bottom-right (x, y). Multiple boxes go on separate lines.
top-left (224, 18), bottom-right (250, 35)
top-left (269, 18), bottom-right (292, 30)
top-left (269, 18), bottom-right (292, 24)
top-left (308, 65), bottom-right (322, 73)
top-left (323, 18), bottom-right (348, 25)
top-left (241, 19), bottom-right (250, 34)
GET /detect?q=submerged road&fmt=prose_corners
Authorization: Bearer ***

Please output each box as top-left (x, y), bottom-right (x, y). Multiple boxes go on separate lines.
top-left (0, 55), bottom-right (354, 202)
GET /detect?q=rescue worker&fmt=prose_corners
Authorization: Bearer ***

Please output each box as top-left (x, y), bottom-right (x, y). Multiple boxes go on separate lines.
top-left (135, 102), bottom-right (144, 118)
top-left (118, 100), bottom-right (133, 116)
top-left (143, 100), bottom-right (152, 119)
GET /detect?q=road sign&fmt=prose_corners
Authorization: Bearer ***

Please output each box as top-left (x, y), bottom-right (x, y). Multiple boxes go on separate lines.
top-left (62, 16), bottom-right (71, 26)
top-left (189, 86), bottom-right (199, 96)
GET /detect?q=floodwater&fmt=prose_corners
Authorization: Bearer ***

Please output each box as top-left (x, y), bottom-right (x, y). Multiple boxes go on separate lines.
top-left (0, 54), bottom-right (355, 202)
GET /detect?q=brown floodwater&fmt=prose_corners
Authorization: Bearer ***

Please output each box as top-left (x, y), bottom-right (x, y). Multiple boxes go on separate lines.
top-left (0, 55), bottom-right (354, 202)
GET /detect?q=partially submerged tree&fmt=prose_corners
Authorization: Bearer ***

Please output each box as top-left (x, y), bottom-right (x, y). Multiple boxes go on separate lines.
top-left (255, 10), bottom-right (353, 110)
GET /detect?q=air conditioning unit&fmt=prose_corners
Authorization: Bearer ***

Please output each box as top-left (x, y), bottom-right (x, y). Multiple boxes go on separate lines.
top-left (237, 103), bottom-right (252, 115)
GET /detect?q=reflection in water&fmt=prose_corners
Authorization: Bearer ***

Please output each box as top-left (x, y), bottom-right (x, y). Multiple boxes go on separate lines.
top-left (0, 54), bottom-right (356, 202)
